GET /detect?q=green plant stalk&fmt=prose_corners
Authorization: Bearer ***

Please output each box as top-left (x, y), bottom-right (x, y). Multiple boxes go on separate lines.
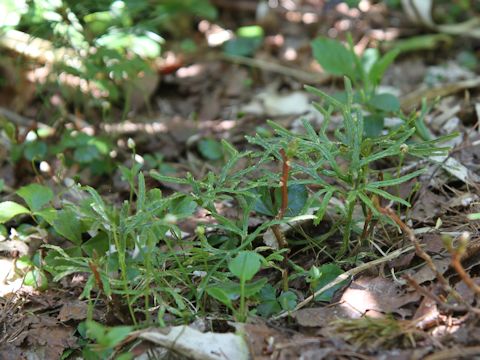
top-left (395, 153), bottom-right (405, 214)
top-left (111, 223), bottom-right (137, 325)
top-left (143, 233), bottom-right (153, 324)
top-left (238, 278), bottom-right (246, 322)
top-left (340, 197), bottom-right (356, 257)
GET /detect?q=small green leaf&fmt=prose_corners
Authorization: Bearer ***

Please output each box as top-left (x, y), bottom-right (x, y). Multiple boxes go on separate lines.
top-left (243, 278), bottom-right (268, 297)
top-left (34, 207), bottom-right (57, 225)
top-left (286, 184), bottom-right (308, 216)
top-left (198, 138), bottom-right (223, 160)
top-left (311, 263), bottom-right (348, 302)
top-left (311, 37), bottom-right (357, 79)
top-left (369, 93), bottom-right (400, 112)
top-left (253, 187), bottom-right (276, 216)
top-left (258, 284), bottom-right (277, 301)
top-left (169, 196), bottom-right (197, 218)
top-left (24, 141), bottom-right (47, 161)
top-left (74, 145), bottom-right (100, 163)
top-left (257, 284), bottom-right (281, 317)
top-left (24, 269), bottom-right (48, 291)
top-left (0, 201), bottom-right (30, 223)
top-left (206, 287), bottom-right (233, 307)
top-left (256, 300), bottom-right (281, 317)
top-left (364, 114), bottom-right (384, 138)
top-left (278, 291), bottom-right (297, 311)
top-left (82, 232), bottom-right (109, 257)
top-left (17, 184), bottom-right (54, 212)
top-left (53, 209), bottom-right (83, 245)
top-left (86, 321), bottom-right (132, 348)
top-left (228, 251), bottom-right (262, 282)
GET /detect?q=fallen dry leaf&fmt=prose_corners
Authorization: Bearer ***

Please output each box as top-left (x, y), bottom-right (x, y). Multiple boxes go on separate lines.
top-left (339, 276), bottom-right (421, 318)
top-left (293, 306), bottom-right (350, 328)
top-left (408, 257), bottom-right (451, 285)
top-left (57, 300), bottom-right (88, 322)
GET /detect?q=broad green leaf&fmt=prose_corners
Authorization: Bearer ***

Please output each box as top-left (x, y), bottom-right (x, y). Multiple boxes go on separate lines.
top-left (0, 201), bottom-right (30, 223)
top-left (206, 287), bottom-right (233, 307)
top-left (311, 263), bottom-right (348, 302)
top-left (23, 141), bottom-right (47, 161)
top-left (253, 187), bottom-right (276, 217)
top-left (257, 284), bottom-right (281, 317)
top-left (256, 300), bottom-right (281, 317)
top-left (169, 196), bottom-right (197, 218)
top-left (24, 269), bottom-right (48, 291)
top-left (34, 207), bottom-right (57, 225)
top-left (258, 284), bottom-right (277, 301)
top-left (53, 209), bottom-right (83, 245)
top-left (253, 184), bottom-right (307, 217)
top-left (198, 138), bottom-right (223, 160)
top-left (311, 37), bottom-right (357, 79)
top-left (369, 93), bottom-right (400, 112)
top-left (228, 251), bottom-right (262, 282)
top-left (224, 26), bottom-right (264, 57)
top-left (86, 321), bottom-right (132, 348)
top-left (286, 184), bottom-right (308, 216)
top-left (364, 114), bottom-right (384, 138)
top-left (243, 278), bottom-right (268, 297)
top-left (278, 291), bottom-right (297, 311)
top-left (17, 184), bottom-right (54, 212)
top-left (82, 232), bottom-right (109, 257)
top-left (74, 145), bottom-right (100, 163)
top-left (215, 278), bottom-right (268, 298)
top-left (104, 326), bottom-right (133, 348)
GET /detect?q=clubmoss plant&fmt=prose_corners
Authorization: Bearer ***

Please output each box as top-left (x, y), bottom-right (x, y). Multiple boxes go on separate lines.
top-left (248, 77), bottom-right (454, 256)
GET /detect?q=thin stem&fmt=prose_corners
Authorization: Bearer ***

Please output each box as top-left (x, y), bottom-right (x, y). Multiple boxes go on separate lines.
top-left (239, 278), bottom-right (246, 322)
top-left (112, 224), bottom-right (137, 325)
top-left (340, 198), bottom-right (356, 257)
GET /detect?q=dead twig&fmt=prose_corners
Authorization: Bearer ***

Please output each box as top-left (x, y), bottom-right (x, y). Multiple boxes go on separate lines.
top-left (404, 275), bottom-right (469, 313)
top-left (273, 246), bottom-right (414, 319)
top-left (423, 346), bottom-right (480, 360)
top-left (0, 107), bottom-right (36, 127)
top-left (220, 54), bottom-right (331, 85)
top-left (376, 204), bottom-right (478, 313)
top-left (447, 233), bottom-right (480, 297)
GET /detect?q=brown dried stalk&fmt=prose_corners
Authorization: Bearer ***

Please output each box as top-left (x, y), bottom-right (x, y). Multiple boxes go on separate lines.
top-left (375, 202), bottom-right (477, 311)
top-left (448, 233), bottom-right (480, 297)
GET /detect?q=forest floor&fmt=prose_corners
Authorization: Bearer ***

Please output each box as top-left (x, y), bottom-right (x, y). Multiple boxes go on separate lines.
top-left (1, 1), bottom-right (480, 359)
